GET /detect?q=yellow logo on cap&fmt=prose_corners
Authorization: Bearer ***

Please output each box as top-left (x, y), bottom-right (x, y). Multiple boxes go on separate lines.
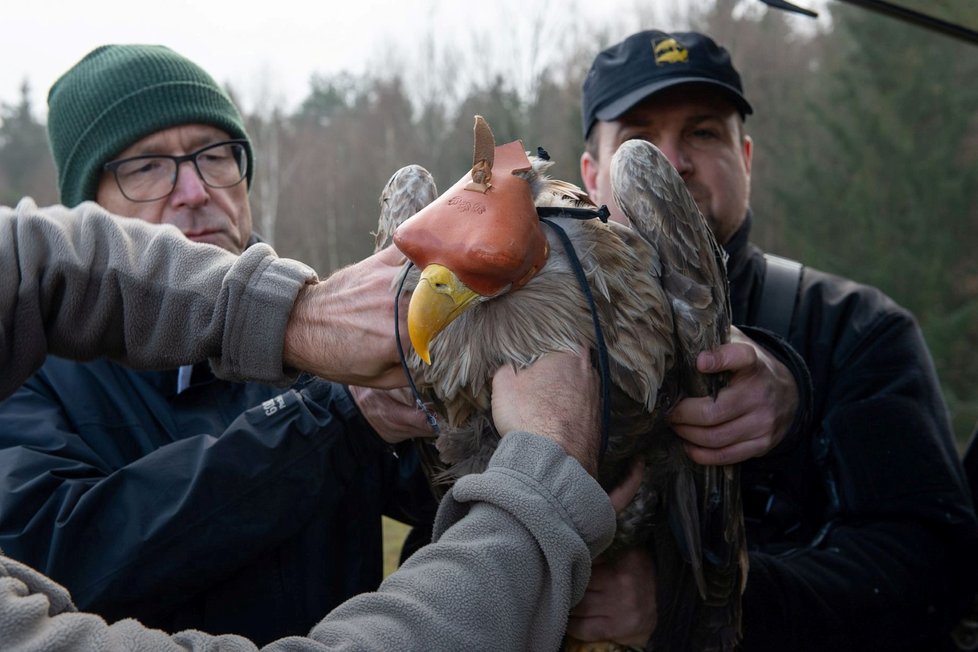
top-left (653, 38), bottom-right (688, 65)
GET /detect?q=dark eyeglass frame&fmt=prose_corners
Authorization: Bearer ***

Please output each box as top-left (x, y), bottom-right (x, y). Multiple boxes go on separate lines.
top-left (102, 139), bottom-right (250, 202)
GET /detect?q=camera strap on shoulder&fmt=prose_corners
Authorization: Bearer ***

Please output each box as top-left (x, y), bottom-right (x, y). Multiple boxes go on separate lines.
top-left (757, 253), bottom-right (803, 338)
top-left (954, 426), bottom-right (978, 649)
top-left (963, 424), bottom-right (978, 509)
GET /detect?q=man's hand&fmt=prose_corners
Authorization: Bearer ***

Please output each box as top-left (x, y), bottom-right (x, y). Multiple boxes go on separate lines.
top-left (348, 385), bottom-right (435, 444)
top-left (490, 350), bottom-right (600, 475)
top-left (284, 245), bottom-right (410, 388)
top-left (567, 545), bottom-right (658, 646)
top-left (670, 326), bottom-right (798, 465)
top-left (566, 462), bottom-right (652, 648)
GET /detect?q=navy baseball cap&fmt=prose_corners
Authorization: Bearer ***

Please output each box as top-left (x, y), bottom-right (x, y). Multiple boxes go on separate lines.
top-left (581, 30), bottom-right (753, 138)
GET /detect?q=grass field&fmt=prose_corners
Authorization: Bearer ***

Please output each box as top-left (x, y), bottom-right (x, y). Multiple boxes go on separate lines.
top-left (382, 516), bottom-right (412, 577)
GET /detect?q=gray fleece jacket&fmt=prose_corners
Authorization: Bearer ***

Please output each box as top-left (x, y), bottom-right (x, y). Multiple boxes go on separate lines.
top-left (0, 198), bottom-right (616, 651)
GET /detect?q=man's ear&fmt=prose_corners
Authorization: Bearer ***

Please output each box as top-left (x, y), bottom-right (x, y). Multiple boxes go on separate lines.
top-left (742, 134), bottom-right (753, 179)
top-left (580, 150), bottom-right (599, 197)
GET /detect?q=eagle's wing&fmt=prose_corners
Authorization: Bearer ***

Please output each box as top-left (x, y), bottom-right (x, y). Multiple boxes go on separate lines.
top-left (375, 164), bottom-right (438, 251)
top-left (610, 139), bottom-right (746, 652)
top-left (611, 139), bottom-right (731, 393)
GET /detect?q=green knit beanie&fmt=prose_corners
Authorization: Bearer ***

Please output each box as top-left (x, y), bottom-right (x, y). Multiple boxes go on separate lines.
top-left (47, 44), bottom-right (254, 207)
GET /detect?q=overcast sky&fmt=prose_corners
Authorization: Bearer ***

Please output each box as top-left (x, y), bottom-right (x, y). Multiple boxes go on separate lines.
top-left (2, 0), bottom-right (668, 118)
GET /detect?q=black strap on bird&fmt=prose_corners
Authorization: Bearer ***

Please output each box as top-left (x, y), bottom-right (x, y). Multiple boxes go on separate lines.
top-left (394, 264), bottom-right (441, 435)
top-left (536, 205), bottom-right (610, 223)
top-left (539, 205), bottom-right (613, 462)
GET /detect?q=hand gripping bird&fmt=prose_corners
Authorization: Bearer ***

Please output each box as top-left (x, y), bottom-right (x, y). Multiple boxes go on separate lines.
top-left (376, 116), bottom-right (747, 651)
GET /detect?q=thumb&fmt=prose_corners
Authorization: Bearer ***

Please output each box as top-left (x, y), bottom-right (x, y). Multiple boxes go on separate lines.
top-left (697, 350), bottom-right (719, 373)
top-left (608, 459), bottom-right (645, 513)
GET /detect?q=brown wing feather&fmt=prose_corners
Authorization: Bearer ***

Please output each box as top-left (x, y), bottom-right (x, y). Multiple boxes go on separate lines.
top-left (611, 139), bottom-right (746, 651)
top-left (375, 164), bottom-right (438, 252)
top-left (610, 139), bottom-right (731, 395)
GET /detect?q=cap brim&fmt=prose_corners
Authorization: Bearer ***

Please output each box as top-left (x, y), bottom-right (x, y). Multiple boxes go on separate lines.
top-left (594, 77), bottom-right (753, 122)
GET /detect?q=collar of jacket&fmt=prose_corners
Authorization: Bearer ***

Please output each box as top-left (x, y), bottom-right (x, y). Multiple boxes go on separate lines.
top-left (137, 360), bottom-right (217, 398)
top-left (723, 209), bottom-right (753, 279)
top-left (721, 209), bottom-right (767, 326)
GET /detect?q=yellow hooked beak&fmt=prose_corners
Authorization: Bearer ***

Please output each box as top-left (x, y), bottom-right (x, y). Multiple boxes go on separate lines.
top-left (408, 263), bottom-right (481, 364)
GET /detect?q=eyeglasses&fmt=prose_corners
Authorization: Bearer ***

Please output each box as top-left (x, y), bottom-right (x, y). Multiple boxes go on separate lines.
top-left (103, 139), bottom-right (250, 202)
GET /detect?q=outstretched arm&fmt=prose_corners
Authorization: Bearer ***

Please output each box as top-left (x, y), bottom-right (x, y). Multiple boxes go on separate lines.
top-left (1, 199), bottom-right (413, 398)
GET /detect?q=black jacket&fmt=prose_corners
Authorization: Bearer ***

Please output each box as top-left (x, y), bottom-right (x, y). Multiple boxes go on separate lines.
top-left (0, 359), bottom-right (437, 645)
top-left (728, 214), bottom-right (978, 651)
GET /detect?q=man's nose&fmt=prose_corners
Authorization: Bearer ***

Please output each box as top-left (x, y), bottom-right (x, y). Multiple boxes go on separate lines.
top-left (655, 138), bottom-right (693, 178)
top-left (169, 160), bottom-right (209, 206)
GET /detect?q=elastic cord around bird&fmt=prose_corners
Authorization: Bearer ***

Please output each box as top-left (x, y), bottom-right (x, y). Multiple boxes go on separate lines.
top-left (394, 264), bottom-right (441, 435)
top-left (392, 203), bottom-right (613, 462)
top-left (539, 208), bottom-right (612, 463)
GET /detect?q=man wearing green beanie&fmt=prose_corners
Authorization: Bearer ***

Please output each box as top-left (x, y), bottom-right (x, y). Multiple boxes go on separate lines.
top-left (46, 43), bottom-right (255, 251)
top-left (0, 44), bottom-right (439, 645)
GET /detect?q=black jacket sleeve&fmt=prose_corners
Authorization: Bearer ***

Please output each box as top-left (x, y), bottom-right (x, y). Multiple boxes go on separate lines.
top-left (737, 324), bottom-right (814, 462)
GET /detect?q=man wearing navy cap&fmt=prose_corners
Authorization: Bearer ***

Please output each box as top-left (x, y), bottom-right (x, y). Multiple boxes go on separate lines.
top-left (571, 29), bottom-right (978, 651)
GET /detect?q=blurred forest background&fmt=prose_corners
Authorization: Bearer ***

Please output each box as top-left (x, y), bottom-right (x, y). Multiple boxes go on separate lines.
top-left (1, 0), bottom-right (976, 443)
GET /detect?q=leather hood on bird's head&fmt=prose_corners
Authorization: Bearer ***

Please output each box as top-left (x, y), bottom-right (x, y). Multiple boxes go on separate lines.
top-left (392, 117), bottom-right (548, 298)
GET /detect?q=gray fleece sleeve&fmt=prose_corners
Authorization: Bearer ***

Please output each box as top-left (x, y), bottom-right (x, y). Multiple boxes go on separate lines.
top-left (0, 432), bottom-right (613, 651)
top-left (0, 198), bottom-right (316, 398)
top-left (302, 431), bottom-right (616, 651)
top-left (0, 552), bottom-right (259, 651)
